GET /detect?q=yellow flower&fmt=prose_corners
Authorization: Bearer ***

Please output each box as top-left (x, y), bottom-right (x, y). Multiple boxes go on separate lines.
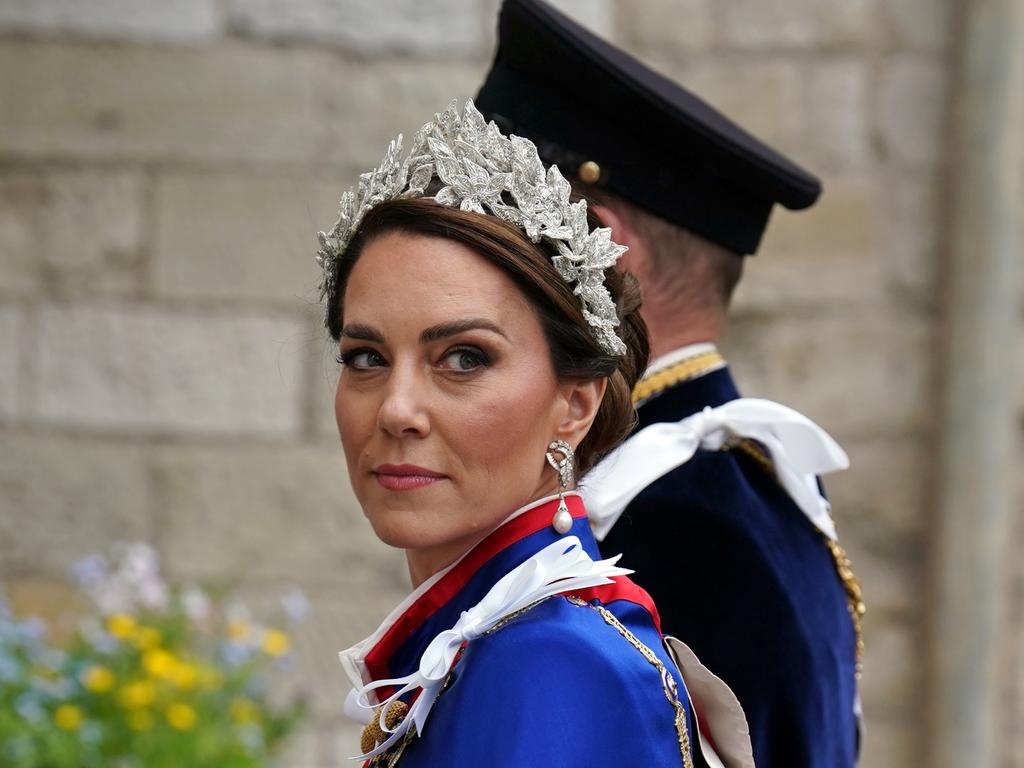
top-left (229, 697), bottom-right (259, 724)
top-left (227, 620), bottom-right (251, 642)
top-left (261, 629), bottom-right (290, 657)
top-left (106, 614), bottom-right (137, 640)
top-left (142, 648), bottom-right (177, 680)
top-left (130, 626), bottom-right (162, 650)
top-left (118, 680), bottom-right (157, 709)
top-left (169, 661), bottom-right (198, 690)
top-left (83, 665), bottom-right (116, 693)
top-left (127, 710), bottom-right (155, 731)
top-left (54, 704), bottom-right (84, 731)
top-left (165, 703), bottom-right (197, 731)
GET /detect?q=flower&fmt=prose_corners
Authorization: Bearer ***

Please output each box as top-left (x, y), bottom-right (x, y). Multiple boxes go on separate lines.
top-left (142, 649), bottom-right (176, 680)
top-left (54, 704), bottom-right (84, 731)
top-left (0, 650), bottom-right (19, 682)
top-left (281, 588), bottom-right (310, 623)
top-left (1, 543), bottom-right (308, 763)
top-left (14, 692), bottom-right (45, 723)
top-left (129, 626), bottom-right (162, 650)
top-left (261, 629), bottom-right (290, 658)
top-left (181, 586), bottom-right (211, 623)
top-left (82, 665), bottom-right (115, 693)
top-left (165, 703), bottom-right (197, 731)
top-left (118, 680), bottom-right (156, 709)
top-left (106, 614), bottom-right (136, 641)
top-left (169, 661), bottom-right (198, 691)
top-left (69, 554), bottom-right (107, 591)
top-left (227, 620), bottom-right (251, 643)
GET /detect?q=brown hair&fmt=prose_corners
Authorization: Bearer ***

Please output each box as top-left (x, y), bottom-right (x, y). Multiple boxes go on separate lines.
top-left (325, 197), bottom-right (649, 475)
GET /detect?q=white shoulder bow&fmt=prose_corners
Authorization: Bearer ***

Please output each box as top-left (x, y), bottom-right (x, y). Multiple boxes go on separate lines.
top-left (582, 398), bottom-right (850, 541)
top-left (343, 536), bottom-right (630, 759)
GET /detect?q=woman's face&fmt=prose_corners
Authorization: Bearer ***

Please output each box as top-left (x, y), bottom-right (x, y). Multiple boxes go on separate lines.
top-left (335, 230), bottom-right (601, 581)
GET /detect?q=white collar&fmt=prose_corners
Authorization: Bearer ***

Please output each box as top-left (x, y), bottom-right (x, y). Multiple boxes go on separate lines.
top-left (644, 342), bottom-right (722, 378)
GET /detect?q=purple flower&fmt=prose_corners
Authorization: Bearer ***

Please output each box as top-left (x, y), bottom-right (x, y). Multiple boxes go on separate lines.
top-left (281, 588), bottom-right (310, 623)
top-left (69, 554), bottom-right (108, 590)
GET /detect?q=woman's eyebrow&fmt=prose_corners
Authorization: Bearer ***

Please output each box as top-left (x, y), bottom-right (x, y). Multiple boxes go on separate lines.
top-left (420, 318), bottom-right (509, 344)
top-left (340, 323), bottom-right (385, 342)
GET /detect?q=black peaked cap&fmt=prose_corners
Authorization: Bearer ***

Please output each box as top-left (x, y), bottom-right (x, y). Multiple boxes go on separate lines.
top-left (475, 0), bottom-right (822, 255)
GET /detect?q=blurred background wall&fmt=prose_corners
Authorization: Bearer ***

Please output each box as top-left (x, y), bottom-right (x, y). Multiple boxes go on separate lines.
top-left (0, 0), bottom-right (1020, 765)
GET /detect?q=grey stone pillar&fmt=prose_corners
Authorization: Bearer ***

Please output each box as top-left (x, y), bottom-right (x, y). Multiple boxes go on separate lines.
top-left (927, 1), bottom-right (1023, 766)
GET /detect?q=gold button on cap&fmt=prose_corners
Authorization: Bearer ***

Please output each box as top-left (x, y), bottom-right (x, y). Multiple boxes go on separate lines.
top-left (578, 160), bottom-right (601, 184)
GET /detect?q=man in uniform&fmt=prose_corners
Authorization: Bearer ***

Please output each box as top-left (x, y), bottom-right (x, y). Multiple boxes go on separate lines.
top-left (476, 1), bottom-right (863, 766)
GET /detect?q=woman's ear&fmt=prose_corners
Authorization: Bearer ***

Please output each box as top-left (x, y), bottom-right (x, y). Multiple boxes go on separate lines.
top-left (554, 378), bottom-right (608, 451)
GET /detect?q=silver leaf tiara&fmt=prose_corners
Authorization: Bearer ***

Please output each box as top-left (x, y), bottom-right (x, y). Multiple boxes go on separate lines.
top-left (316, 99), bottom-right (628, 356)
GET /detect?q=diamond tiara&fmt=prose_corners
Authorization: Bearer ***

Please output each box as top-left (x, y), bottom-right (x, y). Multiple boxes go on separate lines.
top-left (316, 99), bottom-right (628, 356)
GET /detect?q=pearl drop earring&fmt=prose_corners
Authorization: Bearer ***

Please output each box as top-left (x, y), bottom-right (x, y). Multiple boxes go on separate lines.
top-left (545, 439), bottom-right (575, 534)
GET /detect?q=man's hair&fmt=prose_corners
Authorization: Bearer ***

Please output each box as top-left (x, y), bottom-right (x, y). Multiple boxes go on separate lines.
top-left (576, 185), bottom-right (744, 315)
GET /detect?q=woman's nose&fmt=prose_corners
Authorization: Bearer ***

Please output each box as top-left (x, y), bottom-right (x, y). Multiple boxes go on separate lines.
top-left (376, 367), bottom-right (430, 438)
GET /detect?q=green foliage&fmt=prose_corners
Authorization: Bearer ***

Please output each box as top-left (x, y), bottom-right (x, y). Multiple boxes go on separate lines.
top-left (0, 544), bottom-right (308, 768)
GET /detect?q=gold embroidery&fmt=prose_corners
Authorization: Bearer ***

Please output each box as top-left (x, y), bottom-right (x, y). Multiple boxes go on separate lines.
top-left (482, 597), bottom-right (554, 637)
top-left (731, 438), bottom-right (866, 678)
top-left (566, 596), bottom-right (694, 768)
top-left (632, 351), bottom-right (725, 405)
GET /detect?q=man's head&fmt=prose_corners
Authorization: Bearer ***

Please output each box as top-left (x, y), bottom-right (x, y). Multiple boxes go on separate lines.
top-left (475, 0), bottom-right (821, 354)
top-left (578, 183), bottom-right (743, 355)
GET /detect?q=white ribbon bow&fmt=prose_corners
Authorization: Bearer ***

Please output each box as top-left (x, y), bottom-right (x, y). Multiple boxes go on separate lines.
top-left (582, 398), bottom-right (850, 542)
top-left (346, 536), bottom-right (631, 759)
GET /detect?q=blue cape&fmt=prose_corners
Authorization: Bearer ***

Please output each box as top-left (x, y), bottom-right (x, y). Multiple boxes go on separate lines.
top-left (357, 498), bottom-right (699, 767)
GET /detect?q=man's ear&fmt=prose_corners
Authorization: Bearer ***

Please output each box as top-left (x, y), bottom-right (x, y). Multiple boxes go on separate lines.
top-left (591, 202), bottom-right (646, 278)
top-left (591, 202), bottom-right (630, 243)
top-left (553, 378), bottom-right (608, 459)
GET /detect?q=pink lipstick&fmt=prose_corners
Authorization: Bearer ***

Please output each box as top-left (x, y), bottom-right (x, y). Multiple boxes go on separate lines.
top-left (373, 464), bottom-right (448, 491)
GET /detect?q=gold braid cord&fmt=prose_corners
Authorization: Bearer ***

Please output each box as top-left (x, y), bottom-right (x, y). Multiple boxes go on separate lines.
top-left (632, 351), bottom-right (725, 405)
top-left (566, 596), bottom-right (695, 768)
top-left (731, 439), bottom-right (866, 677)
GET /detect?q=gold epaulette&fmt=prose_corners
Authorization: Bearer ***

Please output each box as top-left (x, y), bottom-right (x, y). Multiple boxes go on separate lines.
top-left (632, 351), bottom-right (725, 405)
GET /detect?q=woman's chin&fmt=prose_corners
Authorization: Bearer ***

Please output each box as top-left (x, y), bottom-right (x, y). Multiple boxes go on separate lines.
top-left (363, 504), bottom-right (453, 552)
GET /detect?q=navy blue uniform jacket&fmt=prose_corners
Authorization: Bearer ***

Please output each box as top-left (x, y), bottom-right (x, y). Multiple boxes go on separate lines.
top-left (601, 366), bottom-right (859, 767)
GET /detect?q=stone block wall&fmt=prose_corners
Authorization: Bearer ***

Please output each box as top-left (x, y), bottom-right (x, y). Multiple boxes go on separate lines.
top-left (0, 1), bottom-right (1019, 766)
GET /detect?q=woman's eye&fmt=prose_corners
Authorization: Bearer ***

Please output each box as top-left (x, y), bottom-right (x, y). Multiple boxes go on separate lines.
top-left (337, 349), bottom-right (386, 370)
top-left (438, 347), bottom-right (489, 372)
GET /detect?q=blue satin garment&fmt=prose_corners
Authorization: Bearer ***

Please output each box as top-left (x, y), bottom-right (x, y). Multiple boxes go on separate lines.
top-left (362, 498), bottom-right (697, 767)
top-left (601, 366), bottom-right (859, 767)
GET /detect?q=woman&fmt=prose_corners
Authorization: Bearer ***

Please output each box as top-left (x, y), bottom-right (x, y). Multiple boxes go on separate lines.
top-left (320, 101), bottom-right (742, 767)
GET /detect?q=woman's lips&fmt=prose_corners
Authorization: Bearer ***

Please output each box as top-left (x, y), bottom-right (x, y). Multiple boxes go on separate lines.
top-left (373, 464), bottom-right (448, 492)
